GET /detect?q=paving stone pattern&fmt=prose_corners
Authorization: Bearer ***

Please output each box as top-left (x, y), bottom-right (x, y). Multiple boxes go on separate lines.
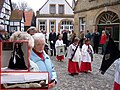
top-left (50, 54), bottom-right (115, 90)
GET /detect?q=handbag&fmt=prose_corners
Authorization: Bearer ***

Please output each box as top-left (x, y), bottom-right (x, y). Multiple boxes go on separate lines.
top-left (8, 43), bottom-right (27, 70)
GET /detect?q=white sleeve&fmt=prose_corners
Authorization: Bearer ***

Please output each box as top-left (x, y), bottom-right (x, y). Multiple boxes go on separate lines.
top-left (81, 45), bottom-right (87, 55)
top-left (77, 47), bottom-right (81, 56)
top-left (114, 59), bottom-right (120, 72)
top-left (67, 45), bottom-right (72, 59)
top-left (55, 40), bottom-right (59, 48)
top-left (90, 45), bottom-right (94, 54)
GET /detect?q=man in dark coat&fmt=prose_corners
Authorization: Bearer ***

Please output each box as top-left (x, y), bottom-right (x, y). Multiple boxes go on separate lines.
top-left (49, 29), bottom-right (57, 56)
top-left (92, 29), bottom-right (100, 53)
top-left (62, 30), bottom-right (68, 47)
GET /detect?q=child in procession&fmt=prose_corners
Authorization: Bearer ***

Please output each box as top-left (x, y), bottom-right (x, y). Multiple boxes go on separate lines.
top-left (55, 34), bottom-right (65, 61)
top-left (67, 37), bottom-right (81, 76)
top-left (79, 39), bottom-right (94, 73)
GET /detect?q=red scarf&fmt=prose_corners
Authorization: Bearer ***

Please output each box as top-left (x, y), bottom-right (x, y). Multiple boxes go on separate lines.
top-left (33, 49), bottom-right (44, 60)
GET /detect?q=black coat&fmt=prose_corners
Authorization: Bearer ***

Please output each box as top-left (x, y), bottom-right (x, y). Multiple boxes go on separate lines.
top-left (62, 32), bottom-right (68, 46)
top-left (92, 32), bottom-right (100, 45)
top-left (49, 32), bottom-right (57, 44)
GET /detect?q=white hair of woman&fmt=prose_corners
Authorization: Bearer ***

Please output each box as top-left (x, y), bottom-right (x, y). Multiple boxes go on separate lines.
top-left (10, 31), bottom-right (34, 49)
top-left (32, 33), bottom-right (45, 43)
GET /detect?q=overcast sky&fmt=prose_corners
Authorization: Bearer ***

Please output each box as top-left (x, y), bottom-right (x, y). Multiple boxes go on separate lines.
top-left (11, 0), bottom-right (73, 11)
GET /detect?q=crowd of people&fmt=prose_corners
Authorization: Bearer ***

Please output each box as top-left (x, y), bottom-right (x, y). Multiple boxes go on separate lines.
top-left (0, 24), bottom-right (119, 90)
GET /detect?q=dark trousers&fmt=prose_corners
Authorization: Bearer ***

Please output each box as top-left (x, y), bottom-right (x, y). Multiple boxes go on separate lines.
top-left (93, 43), bottom-right (99, 53)
top-left (50, 43), bottom-right (56, 56)
top-left (101, 44), bottom-right (106, 55)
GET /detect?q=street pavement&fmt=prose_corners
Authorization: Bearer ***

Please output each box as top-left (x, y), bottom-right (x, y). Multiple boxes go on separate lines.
top-left (50, 54), bottom-right (115, 90)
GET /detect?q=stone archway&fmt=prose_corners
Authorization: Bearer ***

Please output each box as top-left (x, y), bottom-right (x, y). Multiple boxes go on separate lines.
top-left (96, 11), bottom-right (119, 25)
top-left (96, 11), bottom-right (120, 49)
top-left (93, 7), bottom-right (120, 26)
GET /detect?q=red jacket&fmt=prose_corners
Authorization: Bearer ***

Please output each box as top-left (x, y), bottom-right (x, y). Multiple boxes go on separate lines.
top-left (100, 35), bottom-right (107, 44)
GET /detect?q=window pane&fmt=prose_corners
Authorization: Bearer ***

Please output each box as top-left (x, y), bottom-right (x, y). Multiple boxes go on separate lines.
top-left (59, 5), bottom-right (64, 14)
top-left (51, 26), bottom-right (54, 29)
top-left (51, 22), bottom-right (54, 25)
top-left (70, 26), bottom-right (73, 29)
top-left (50, 5), bottom-right (55, 14)
top-left (64, 26), bottom-right (69, 29)
top-left (60, 26), bottom-right (63, 29)
top-left (62, 22), bottom-right (64, 25)
top-left (40, 21), bottom-right (46, 31)
top-left (65, 21), bottom-right (66, 25)
top-left (67, 21), bottom-right (70, 25)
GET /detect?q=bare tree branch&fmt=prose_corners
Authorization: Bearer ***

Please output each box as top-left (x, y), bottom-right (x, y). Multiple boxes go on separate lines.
top-left (12, 1), bottom-right (33, 11)
top-left (12, 2), bottom-right (19, 10)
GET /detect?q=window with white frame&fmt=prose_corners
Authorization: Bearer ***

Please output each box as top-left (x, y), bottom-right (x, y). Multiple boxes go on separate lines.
top-left (59, 5), bottom-right (64, 14)
top-left (39, 21), bottom-right (46, 33)
top-left (50, 21), bottom-right (55, 31)
top-left (60, 21), bottom-right (73, 33)
top-left (10, 26), bottom-right (17, 31)
top-left (79, 17), bottom-right (85, 31)
top-left (50, 5), bottom-right (56, 14)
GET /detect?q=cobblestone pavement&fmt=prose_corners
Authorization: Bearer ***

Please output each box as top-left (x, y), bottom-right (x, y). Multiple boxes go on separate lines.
top-left (50, 54), bottom-right (115, 90)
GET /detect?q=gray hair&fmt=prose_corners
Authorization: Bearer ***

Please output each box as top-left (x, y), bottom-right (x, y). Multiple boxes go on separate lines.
top-left (10, 31), bottom-right (34, 48)
top-left (32, 33), bottom-right (45, 43)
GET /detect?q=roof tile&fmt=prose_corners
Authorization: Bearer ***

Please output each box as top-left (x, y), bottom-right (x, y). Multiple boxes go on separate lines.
top-left (10, 10), bottom-right (23, 21)
top-left (24, 11), bottom-right (33, 26)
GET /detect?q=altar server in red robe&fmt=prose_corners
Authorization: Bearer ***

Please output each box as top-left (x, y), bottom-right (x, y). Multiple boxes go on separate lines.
top-left (80, 39), bottom-right (94, 73)
top-left (67, 37), bottom-right (81, 76)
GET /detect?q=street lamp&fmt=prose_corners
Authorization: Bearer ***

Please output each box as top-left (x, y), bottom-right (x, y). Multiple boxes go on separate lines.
top-left (3, 16), bottom-right (6, 30)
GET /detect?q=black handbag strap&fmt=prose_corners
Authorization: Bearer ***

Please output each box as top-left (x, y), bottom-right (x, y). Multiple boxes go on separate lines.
top-left (70, 40), bottom-right (81, 61)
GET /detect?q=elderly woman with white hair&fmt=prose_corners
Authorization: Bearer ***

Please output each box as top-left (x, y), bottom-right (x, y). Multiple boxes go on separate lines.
top-left (30, 33), bottom-right (57, 88)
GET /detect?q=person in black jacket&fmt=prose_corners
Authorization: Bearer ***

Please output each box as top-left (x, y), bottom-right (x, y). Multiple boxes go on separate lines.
top-left (62, 30), bottom-right (68, 48)
top-left (49, 29), bottom-right (57, 56)
top-left (92, 29), bottom-right (100, 54)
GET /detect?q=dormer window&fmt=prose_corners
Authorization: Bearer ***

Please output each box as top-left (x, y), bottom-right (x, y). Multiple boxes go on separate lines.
top-left (59, 5), bottom-right (64, 14)
top-left (50, 4), bottom-right (56, 14)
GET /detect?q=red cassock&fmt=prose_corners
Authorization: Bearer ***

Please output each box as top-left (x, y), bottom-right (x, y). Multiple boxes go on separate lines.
top-left (68, 60), bottom-right (80, 73)
top-left (79, 61), bottom-right (92, 72)
top-left (56, 55), bottom-right (64, 61)
top-left (114, 82), bottom-right (120, 90)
